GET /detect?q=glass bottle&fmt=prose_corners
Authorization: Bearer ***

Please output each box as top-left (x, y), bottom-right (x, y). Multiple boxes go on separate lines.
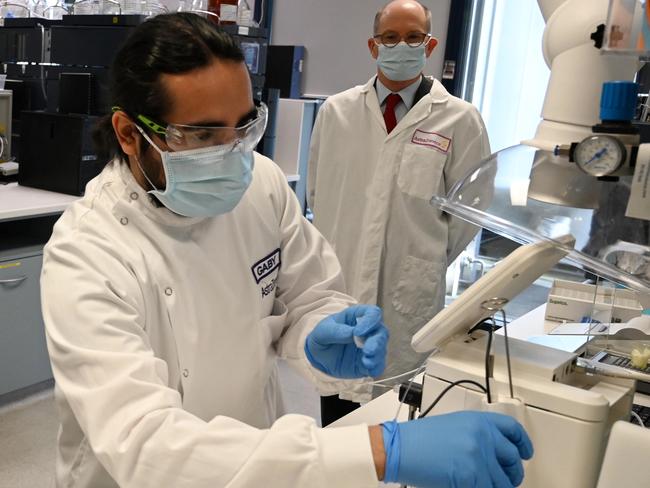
top-left (237, 0), bottom-right (252, 26)
top-left (121, 0), bottom-right (142, 14)
top-left (190, 0), bottom-right (207, 15)
top-left (207, 0), bottom-right (238, 25)
top-left (32, 0), bottom-right (46, 17)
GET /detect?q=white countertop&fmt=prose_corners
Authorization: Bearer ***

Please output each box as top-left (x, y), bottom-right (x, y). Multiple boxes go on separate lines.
top-left (0, 182), bottom-right (79, 221)
top-left (286, 174), bottom-right (300, 183)
top-left (1, 172), bottom-right (301, 222)
top-left (329, 378), bottom-right (420, 429)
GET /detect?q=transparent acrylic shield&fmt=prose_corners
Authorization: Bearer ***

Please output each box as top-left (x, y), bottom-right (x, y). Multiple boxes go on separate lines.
top-left (435, 144), bottom-right (650, 376)
top-left (435, 144), bottom-right (650, 295)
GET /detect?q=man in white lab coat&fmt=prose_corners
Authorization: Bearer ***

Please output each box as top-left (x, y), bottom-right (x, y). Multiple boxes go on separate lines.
top-left (308, 0), bottom-right (491, 419)
top-left (41, 12), bottom-right (531, 488)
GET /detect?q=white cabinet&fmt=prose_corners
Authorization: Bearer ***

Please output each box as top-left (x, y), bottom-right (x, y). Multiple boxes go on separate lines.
top-left (0, 215), bottom-right (58, 399)
top-left (0, 251), bottom-right (52, 396)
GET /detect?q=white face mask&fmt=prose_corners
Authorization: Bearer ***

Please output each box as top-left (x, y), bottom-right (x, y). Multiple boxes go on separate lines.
top-left (376, 42), bottom-right (427, 81)
top-left (136, 127), bottom-right (254, 218)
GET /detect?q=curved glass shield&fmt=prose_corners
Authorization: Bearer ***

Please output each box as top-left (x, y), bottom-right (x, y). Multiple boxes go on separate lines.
top-left (433, 144), bottom-right (650, 294)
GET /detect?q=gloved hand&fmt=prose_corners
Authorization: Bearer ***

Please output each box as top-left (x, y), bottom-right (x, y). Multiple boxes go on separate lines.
top-left (304, 305), bottom-right (388, 379)
top-left (382, 411), bottom-right (534, 488)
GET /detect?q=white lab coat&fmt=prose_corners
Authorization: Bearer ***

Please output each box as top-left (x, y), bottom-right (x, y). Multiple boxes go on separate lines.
top-left (41, 155), bottom-right (379, 488)
top-left (308, 77), bottom-right (490, 388)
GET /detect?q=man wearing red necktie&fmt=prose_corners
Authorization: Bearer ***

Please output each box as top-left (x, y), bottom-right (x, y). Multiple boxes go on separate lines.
top-left (308, 0), bottom-right (491, 425)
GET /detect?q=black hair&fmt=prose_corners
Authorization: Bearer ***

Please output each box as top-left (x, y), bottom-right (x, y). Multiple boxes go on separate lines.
top-left (94, 12), bottom-right (245, 163)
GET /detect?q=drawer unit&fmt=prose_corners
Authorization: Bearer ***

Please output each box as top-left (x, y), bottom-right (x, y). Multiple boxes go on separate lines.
top-left (0, 252), bottom-right (52, 396)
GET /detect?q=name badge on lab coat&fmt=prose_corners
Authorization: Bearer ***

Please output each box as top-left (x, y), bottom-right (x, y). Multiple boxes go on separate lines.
top-left (251, 248), bottom-right (281, 284)
top-left (411, 129), bottom-right (452, 154)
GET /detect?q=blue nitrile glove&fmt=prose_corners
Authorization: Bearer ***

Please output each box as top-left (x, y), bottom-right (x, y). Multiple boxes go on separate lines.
top-left (304, 305), bottom-right (388, 378)
top-left (382, 411), bottom-right (534, 488)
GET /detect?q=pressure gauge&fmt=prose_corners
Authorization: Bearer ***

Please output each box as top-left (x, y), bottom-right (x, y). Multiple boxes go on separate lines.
top-left (573, 135), bottom-right (626, 177)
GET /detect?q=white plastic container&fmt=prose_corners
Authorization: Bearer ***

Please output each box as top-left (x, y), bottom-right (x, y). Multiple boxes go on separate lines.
top-left (545, 279), bottom-right (643, 323)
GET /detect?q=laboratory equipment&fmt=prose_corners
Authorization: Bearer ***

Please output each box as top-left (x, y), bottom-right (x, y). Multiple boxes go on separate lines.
top-left (596, 420), bottom-right (650, 487)
top-left (31, 0), bottom-right (45, 16)
top-left (71, 0), bottom-right (101, 15)
top-left (18, 111), bottom-right (102, 196)
top-left (120, 0), bottom-right (140, 15)
top-left (433, 143), bottom-right (650, 293)
top-left (0, 90), bottom-right (12, 159)
top-left (412, 238), bottom-right (635, 487)
top-left (449, 0), bottom-right (650, 294)
top-left (0, 1), bottom-right (31, 19)
top-left (412, 236), bottom-right (575, 353)
top-left (207, 0), bottom-right (237, 24)
top-left (573, 134), bottom-right (628, 176)
top-left (189, 0), bottom-right (206, 14)
top-left (140, 1), bottom-right (167, 18)
top-left (544, 279), bottom-right (644, 323)
top-left (237, 0), bottom-right (252, 26)
top-left (411, 2), bottom-right (650, 485)
top-left (265, 45), bottom-right (304, 99)
top-left (0, 160), bottom-right (17, 175)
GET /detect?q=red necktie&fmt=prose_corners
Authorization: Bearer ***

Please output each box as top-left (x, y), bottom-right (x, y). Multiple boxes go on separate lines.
top-left (383, 93), bottom-right (401, 134)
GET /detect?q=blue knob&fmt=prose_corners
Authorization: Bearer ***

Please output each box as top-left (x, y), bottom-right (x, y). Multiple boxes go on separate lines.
top-left (600, 81), bottom-right (639, 121)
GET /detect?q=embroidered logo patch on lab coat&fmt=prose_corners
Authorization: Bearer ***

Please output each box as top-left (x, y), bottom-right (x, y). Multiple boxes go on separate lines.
top-left (251, 248), bottom-right (281, 284)
top-left (411, 129), bottom-right (452, 153)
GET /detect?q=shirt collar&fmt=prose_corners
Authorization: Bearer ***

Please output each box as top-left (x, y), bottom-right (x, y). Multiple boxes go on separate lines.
top-left (376, 75), bottom-right (423, 111)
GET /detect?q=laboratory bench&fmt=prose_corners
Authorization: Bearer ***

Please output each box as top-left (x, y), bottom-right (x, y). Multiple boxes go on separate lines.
top-left (0, 182), bottom-right (79, 404)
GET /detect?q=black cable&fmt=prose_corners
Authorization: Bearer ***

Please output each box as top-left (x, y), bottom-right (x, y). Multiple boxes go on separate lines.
top-left (469, 319), bottom-right (495, 404)
top-left (485, 323), bottom-right (493, 404)
top-left (418, 379), bottom-right (488, 419)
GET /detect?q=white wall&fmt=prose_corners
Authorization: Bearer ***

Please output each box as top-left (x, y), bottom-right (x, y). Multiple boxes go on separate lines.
top-left (270, 0), bottom-right (451, 97)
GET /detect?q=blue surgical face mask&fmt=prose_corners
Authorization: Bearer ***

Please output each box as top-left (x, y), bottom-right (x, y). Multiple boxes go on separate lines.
top-left (376, 42), bottom-right (426, 82)
top-left (135, 127), bottom-right (254, 218)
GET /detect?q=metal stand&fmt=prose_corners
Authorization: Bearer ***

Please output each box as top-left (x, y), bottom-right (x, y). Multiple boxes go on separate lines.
top-left (481, 297), bottom-right (514, 399)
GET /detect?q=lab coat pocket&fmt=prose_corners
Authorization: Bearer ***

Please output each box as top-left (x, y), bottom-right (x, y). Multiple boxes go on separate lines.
top-left (392, 255), bottom-right (440, 325)
top-left (397, 144), bottom-right (446, 200)
top-left (259, 299), bottom-right (288, 352)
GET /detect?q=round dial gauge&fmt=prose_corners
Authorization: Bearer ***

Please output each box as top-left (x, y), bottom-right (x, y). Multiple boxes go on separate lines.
top-left (574, 135), bottom-right (626, 177)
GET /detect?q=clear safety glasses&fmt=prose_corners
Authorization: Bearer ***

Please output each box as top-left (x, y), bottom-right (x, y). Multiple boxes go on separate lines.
top-left (134, 102), bottom-right (268, 152)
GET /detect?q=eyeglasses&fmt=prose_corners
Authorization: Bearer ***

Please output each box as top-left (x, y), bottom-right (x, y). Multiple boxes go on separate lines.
top-left (131, 102), bottom-right (268, 152)
top-left (373, 31), bottom-right (431, 48)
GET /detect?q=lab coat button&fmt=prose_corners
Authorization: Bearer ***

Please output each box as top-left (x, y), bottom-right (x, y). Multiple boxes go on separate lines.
top-left (130, 192), bottom-right (139, 200)
top-left (182, 369), bottom-right (189, 377)
top-left (120, 217), bottom-right (128, 225)
top-left (164, 287), bottom-right (173, 296)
